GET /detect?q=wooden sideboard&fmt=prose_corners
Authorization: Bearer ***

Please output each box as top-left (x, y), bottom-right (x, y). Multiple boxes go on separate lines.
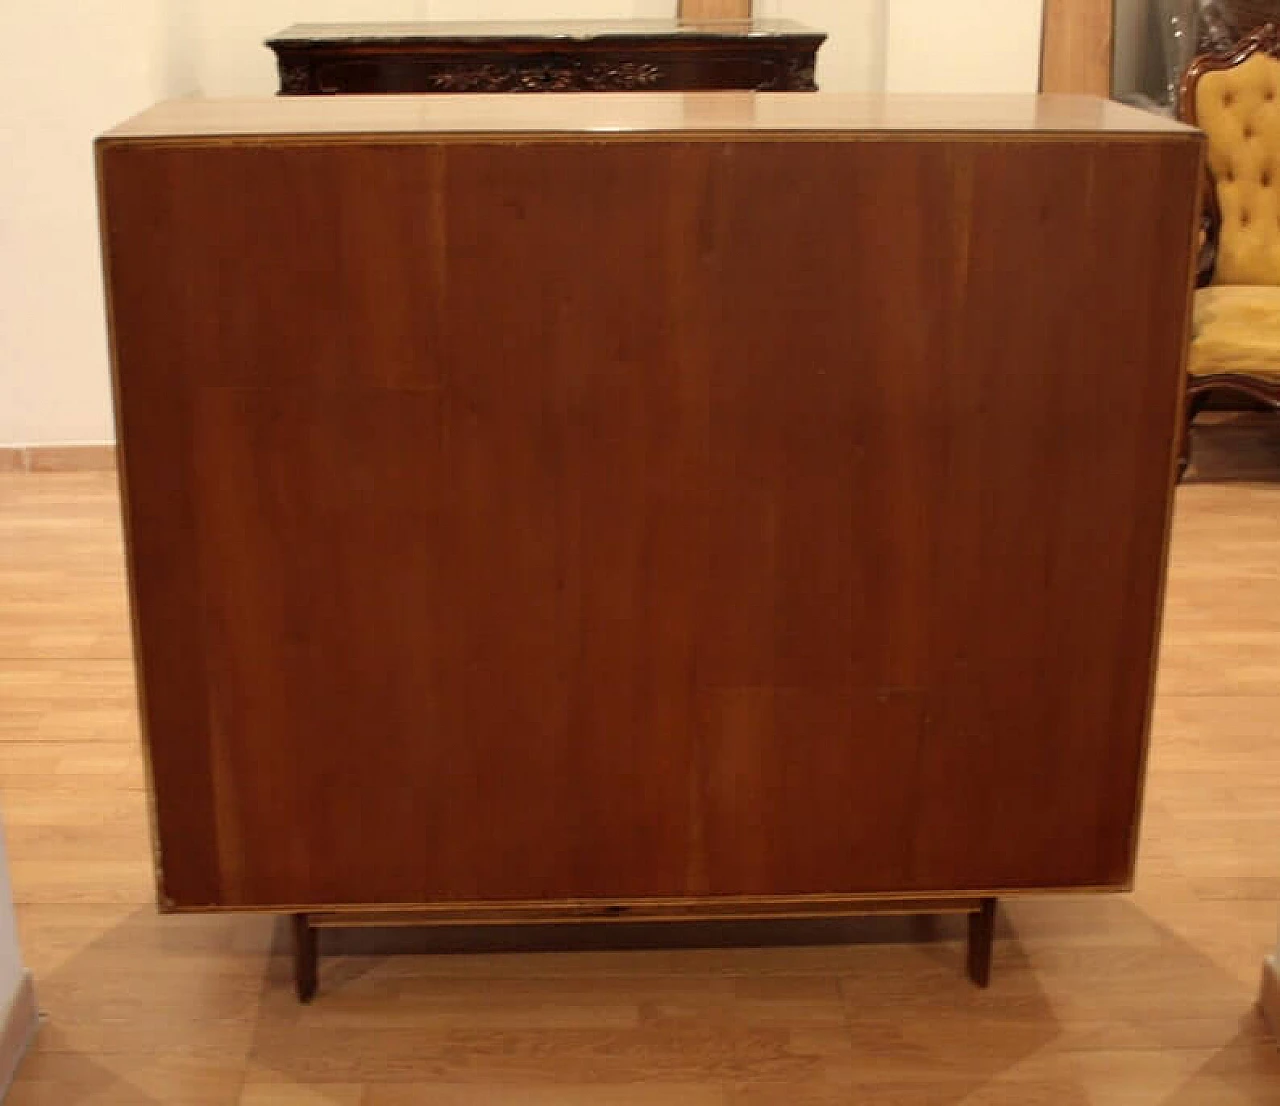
top-left (265, 19), bottom-right (825, 95)
top-left (96, 92), bottom-right (1202, 1000)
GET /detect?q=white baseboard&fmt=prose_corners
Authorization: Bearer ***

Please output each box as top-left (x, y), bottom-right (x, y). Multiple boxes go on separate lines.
top-left (1261, 956), bottom-right (1280, 1042)
top-left (0, 972), bottom-right (37, 1097)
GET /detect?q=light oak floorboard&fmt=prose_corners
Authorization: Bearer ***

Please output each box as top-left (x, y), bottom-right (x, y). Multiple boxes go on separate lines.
top-left (1, 416), bottom-right (1279, 1103)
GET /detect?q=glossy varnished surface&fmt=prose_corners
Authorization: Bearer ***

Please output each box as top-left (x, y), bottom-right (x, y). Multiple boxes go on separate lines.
top-left (98, 113), bottom-right (1201, 912)
top-left (3, 427), bottom-right (1280, 1100)
top-left (101, 92), bottom-right (1195, 141)
top-left (268, 19), bottom-right (819, 44)
top-left (265, 21), bottom-right (824, 96)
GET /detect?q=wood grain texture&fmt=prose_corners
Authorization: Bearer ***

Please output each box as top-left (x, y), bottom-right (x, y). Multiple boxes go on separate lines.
top-left (1041, 0), bottom-right (1114, 95)
top-left (267, 18), bottom-right (818, 95)
top-left (3, 420), bottom-right (1280, 1102)
top-left (679, 0), bottom-right (751, 21)
top-left (98, 116), bottom-right (1201, 913)
top-left (102, 93), bottom-right (1195, 140)
top-left (0, 446), bottom-right (117, 474)
top-left (302, 898), bottom-right (986, 927)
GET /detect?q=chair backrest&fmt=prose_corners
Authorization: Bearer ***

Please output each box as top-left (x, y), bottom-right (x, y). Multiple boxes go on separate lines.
top-left (1181, 24), bottom-right (1280, 285)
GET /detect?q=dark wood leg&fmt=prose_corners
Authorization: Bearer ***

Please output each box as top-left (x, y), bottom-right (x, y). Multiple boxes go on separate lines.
top-left (1178, 390), bottom-right (1205, 483)
top-left (292, 912), bottom-right (318, 1003)
top-left (966, 897), bottom-right (997, 988)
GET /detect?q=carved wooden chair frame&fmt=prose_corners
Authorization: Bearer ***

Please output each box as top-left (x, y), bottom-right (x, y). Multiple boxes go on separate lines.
top-left (1177, 24), bottom-right (1280, 475)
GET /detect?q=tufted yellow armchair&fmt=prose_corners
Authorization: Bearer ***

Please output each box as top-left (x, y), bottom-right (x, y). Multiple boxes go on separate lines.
top-left (1179, 24), bottom-right (1280, 475)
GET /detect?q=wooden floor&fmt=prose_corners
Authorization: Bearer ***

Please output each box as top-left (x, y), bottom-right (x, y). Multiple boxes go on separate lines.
top-left (1, 416), bottom-right (1280, 1104)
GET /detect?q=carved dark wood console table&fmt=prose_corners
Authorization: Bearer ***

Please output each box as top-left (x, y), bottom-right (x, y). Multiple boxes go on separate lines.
top-left (266, 19), bottom-right (826, 95)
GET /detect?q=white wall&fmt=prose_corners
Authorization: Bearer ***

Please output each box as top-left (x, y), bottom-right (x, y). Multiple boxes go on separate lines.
top-left (886, 0), bottom-right (1044, 93)
top-left (196, 0), bottom-right (675, 98)
top-left (757, 0), bottom-right (887, 92)
top-left (0, 829), bottom-right (21, 1002)
top-left (429, 0), bottom-right (672, 20)
top-left (1, 0), bottom-right (1046, 446)
top-left (0, 825), bottom-right (26, 1072)
top-left (0, 0), bottom-right (196, 446)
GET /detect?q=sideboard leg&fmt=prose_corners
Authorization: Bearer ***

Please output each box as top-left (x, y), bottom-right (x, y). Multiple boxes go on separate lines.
top-left (966, 898), bottom-right (997, 988)
top-left (292, 912), bottom-right (318, 1003)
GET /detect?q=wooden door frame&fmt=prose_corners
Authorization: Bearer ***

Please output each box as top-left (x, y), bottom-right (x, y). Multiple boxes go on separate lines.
top-left (679, 0), bottom-right (751, 20)
top-left (678, 2), bottom-right (1114, 95)
top-left (1041, 0), bottom-right (1115, 95)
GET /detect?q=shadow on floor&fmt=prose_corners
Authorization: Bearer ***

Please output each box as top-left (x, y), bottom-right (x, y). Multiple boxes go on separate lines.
top-left (1188, 413), bottom-right (1280, 482)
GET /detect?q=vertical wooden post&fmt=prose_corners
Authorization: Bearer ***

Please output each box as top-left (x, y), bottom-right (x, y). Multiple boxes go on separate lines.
top-left (966, 898), bottom-right (998, 988)
top-left (1041, 0), bottom-right (1115, 95)
top-left (292, 913), bottom-right (318, 1003)
top-left (679, 0), bottom-right (752, 21)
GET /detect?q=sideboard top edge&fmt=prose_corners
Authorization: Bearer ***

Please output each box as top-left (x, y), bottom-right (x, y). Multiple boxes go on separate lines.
top-left (99, 92), bottom-right (1198, 143)
top-left (266, 18), bottom-right (827, 47)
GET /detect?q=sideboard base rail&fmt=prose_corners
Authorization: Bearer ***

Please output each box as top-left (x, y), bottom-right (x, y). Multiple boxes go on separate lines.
top-left (289, 895), bottom-right (1000, 1003)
